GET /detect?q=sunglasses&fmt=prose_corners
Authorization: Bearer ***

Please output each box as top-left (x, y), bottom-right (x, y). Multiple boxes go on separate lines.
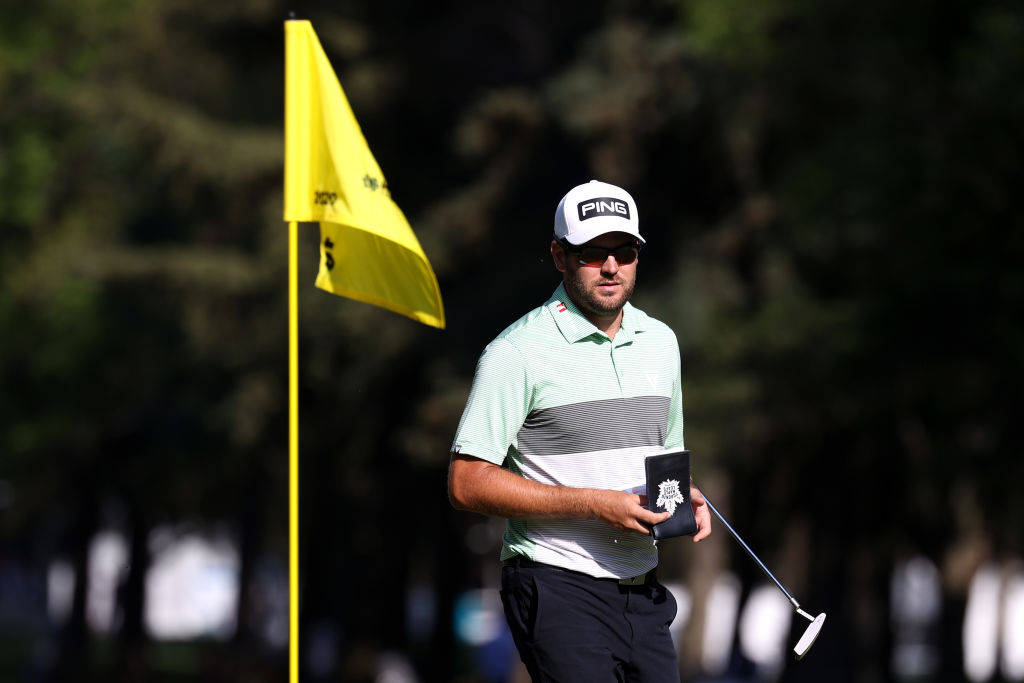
top-left (560, 240), bottom-right (642, 267)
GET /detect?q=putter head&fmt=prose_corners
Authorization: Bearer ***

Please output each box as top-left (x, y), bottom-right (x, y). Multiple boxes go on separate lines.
top-left (793, 612), bottom-right (826, 660)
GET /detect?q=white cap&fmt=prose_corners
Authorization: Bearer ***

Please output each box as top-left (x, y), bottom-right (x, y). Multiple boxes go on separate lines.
top-left (554, 180), bottom-right (644, 246)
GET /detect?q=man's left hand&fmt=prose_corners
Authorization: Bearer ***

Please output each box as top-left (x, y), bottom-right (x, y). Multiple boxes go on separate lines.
top-left (690, 485), bottom-right (712, 542)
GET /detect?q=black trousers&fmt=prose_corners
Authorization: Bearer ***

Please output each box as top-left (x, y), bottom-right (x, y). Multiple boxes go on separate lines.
top-left (500, 558), bottom-right (680, 683)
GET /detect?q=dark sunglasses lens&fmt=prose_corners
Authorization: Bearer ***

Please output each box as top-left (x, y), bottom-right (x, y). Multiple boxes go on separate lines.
top-left (613, 246), bottom-right (639, 264)
top-left (578, 248), bottom-right (608, 265)
top-left (576, 245), bottom-right (639, 266)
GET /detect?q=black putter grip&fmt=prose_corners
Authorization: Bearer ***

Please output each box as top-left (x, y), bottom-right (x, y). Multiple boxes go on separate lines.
top-left (645, 449), bottom-right (698, 540)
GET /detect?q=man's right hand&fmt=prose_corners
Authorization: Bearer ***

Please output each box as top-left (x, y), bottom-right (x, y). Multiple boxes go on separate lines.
top-left (449, 454), bottom-right (671, 535)
top-left (586, 490), bottom-right (672, 536)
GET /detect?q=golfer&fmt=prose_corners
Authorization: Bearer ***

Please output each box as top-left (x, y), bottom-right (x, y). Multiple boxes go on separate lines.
top-left (449, 180), bottom-right (711, 682)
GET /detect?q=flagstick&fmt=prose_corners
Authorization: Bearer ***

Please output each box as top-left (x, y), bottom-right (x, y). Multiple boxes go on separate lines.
top-left (288, 220), bottom-right (300, 683)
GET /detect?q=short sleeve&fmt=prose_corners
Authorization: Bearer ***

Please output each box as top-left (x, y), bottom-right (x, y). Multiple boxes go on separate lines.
top-left (451, 338), bottom-right (532, 465)
top-left (665, 337), bottom-right (684, 450)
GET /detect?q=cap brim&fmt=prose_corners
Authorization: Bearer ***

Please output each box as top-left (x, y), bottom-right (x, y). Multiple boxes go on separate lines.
top-left (563, 224), bottom-right (645, 246)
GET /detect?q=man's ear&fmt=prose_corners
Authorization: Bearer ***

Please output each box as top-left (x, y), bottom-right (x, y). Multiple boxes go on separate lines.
top-left (550, 240), bottom-right (568, 274)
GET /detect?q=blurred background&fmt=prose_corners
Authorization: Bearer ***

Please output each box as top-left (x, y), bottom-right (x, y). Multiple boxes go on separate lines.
top-left (2, 0), bottom-right (1023, 681)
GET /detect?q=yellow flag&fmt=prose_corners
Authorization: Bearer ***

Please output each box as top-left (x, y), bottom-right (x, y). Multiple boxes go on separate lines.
top-left (284, 20), bottom-right (445, 328)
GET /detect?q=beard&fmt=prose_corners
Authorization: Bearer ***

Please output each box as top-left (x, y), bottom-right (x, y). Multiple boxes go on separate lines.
top-left (564, 268), bottom-right (636, 319)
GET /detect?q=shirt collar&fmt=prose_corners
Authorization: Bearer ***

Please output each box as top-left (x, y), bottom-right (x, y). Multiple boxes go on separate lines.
top-left (546, 283), bottom-right (646, 345)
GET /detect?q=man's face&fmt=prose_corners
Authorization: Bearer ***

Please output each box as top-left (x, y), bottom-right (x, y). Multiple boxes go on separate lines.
top-left (551, 232), bottom-right (639, 320)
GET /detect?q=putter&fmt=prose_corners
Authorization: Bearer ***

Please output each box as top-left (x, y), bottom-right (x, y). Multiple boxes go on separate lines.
top-left (701, 492), bottom-right (826, 660)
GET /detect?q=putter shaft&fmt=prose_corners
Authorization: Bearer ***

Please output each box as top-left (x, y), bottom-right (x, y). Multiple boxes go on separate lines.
top-left (701, 492), bottom-right (806, 615)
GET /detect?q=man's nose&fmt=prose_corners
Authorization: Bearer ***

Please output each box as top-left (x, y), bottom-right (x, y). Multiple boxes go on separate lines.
top-left (600, 254), bottom-right (619, 275)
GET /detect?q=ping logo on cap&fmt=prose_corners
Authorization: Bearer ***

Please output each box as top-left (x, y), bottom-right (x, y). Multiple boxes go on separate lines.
top-left (577, 197), bottom-right (630, 222)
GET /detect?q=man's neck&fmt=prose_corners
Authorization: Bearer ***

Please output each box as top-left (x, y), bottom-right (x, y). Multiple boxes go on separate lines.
top-left (592, 311), bottom-right (624, 340)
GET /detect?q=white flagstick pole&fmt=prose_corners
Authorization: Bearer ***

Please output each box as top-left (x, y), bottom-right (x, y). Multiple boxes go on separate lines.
top-left (288, 220), bottom-right (300, 683)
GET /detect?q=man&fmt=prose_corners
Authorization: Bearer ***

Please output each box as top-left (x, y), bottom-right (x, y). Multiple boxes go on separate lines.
top-left (449, 180), bottom-right (711, 682)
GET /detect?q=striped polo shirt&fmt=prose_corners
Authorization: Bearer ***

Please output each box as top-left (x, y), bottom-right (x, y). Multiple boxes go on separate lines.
top-left (452, 283), bottom-right (684, 579)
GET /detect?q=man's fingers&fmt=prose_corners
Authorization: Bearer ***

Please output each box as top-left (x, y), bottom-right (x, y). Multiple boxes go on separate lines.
top-left (630, 521), bottom-right (652, 535)
top-left (637, 508), bottom-right (672, 526)
top-left (692, 505), bottom-right (712, 542)
top-left (591, 491), bottom-right (678, 535)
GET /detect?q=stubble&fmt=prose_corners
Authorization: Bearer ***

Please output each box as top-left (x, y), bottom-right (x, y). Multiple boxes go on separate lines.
top-left (564, 268), bottom-right (636, 319)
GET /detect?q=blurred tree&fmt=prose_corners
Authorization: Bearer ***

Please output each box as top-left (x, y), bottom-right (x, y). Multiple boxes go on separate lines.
top-left (0, 0), bottom-right (1021, 681)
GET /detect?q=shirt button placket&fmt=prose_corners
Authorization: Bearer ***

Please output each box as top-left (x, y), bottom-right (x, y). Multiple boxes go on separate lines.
top-left (610, 344), bottom-right (625, 396)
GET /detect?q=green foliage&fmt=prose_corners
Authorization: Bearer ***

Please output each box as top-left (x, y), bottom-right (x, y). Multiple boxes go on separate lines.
top-left (685, 0), bottom-right (798, 67)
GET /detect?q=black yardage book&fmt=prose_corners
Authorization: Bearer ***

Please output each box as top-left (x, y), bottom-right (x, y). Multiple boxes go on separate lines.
top-left (645, 449), bottom-right (698, 540)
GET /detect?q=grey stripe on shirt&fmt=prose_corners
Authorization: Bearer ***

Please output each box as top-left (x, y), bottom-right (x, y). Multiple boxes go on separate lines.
top-left (516, 395), bottom-right (669, 457)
